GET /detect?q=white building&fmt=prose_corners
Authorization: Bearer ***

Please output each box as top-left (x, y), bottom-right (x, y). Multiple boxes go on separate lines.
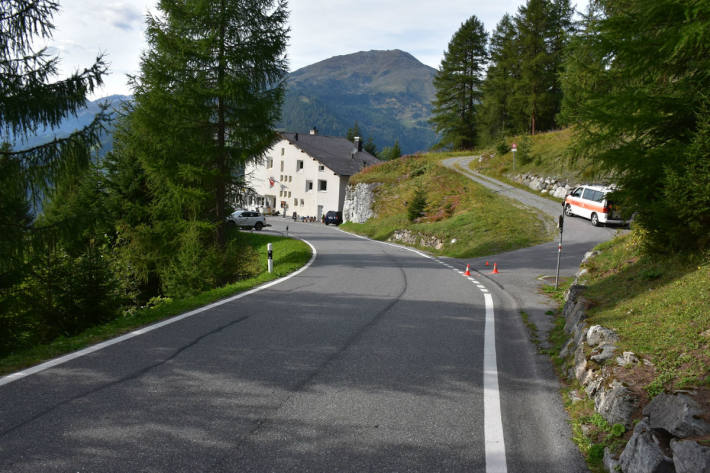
top-left (243, 130), bottom-right (380, 220)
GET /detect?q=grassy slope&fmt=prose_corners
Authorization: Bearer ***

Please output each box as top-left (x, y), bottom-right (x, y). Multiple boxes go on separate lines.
top-left (342, 152), bottom-right (553, 258)
top-left (0, 232), bottom-right (312, 376)
top-left (471, 128), bottom-right (607, 184)
top-left (544, 233), bottom-right (710, 471)
top-left (581, 233), bottom-right (710, 395)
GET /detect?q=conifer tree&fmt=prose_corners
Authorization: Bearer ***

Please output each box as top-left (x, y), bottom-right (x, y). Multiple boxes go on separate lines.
top-left (430, 15), bottom-right (488, 150)
top-left (560, 0), bottom-right (710, 250)
top-left (116, 0), bottom-right (289, 294)
top-left (477, 14), bottom-right (522, 142)
top-left (0, 0), bottom-right (109, 351)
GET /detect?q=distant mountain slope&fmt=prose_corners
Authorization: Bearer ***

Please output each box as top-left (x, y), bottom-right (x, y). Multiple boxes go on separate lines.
top-left (7, 95), bottom-right (130, 155)
top-left (278, 50), bottom-right (438, 154)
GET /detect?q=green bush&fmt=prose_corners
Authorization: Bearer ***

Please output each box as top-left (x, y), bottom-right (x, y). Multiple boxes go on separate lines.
top-left (407, 188), bottom-right (427, 222)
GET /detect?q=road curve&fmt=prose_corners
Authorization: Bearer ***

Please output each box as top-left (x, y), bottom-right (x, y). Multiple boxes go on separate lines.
top-left (0, 217), bottom-right (580, 472)
top-left (0, 158), bottom-right (615, 472)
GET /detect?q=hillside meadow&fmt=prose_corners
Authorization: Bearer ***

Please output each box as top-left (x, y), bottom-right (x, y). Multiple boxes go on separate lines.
top-left (342, 152), bottom-right (554, 258)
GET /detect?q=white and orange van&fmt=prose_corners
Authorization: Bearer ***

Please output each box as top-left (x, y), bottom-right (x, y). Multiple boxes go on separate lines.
top-left (563, 185), bottom-right (627, 227)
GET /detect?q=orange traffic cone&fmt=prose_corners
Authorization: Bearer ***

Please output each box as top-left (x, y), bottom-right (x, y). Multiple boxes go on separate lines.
top-left (491, 262), bottom-right (500, 274)
top-left (464, 264), bottom-right (471, 276)
top-left (485, 261), bottom-right (490, 267)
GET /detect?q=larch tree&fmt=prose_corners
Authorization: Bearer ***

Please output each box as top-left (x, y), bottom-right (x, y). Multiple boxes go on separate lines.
top-left (560, 0), bottom-right (710, 251)
top-left (116, 0), bottom-right (289, 295)
top-left (430, 15), bottom-right (488, 150)
top-left (0, 0), bottom-right (109, 350)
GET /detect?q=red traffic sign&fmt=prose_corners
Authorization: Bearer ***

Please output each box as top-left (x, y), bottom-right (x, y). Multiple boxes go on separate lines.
top-left (511, 143), bottom-right (517, 151)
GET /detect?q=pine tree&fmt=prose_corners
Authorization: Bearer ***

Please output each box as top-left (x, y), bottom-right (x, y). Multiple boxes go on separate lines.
top-left (560, 0), bottom-right (710, 250)
top-left (0, 0), bottom-right (110, 352)
top-left (346, 121), bottom-right (362, 142)
top-left (430, 15), bottom-right (488, 150)
top-left (514, 0), bottom-right (572, 135)
top-left (0, 1), bottom-right (108, 202)
top-left (118, 0), bottom-right (289, 294)
top-left (477, 14), bottom-right (522, 142)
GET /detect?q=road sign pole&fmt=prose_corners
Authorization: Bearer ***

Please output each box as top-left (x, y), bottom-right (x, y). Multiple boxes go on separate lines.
top-left (267, 243), bottom-right (273, 273)
top-left (555, 215), bottom-right (563, 289)
top-left (511, 143), bottom-right (517, 173)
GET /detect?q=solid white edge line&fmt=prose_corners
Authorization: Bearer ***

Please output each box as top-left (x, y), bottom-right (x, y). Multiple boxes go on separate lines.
top-left (337, 227), bottom-right (507, 471)
top-left (484, 292), bottom-right (508, 473)
top-left (0, 239), bottom-right (318, 387)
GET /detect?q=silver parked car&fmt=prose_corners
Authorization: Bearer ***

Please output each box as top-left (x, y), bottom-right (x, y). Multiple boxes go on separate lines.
top-left (227, 210), bottom-right (265, 230)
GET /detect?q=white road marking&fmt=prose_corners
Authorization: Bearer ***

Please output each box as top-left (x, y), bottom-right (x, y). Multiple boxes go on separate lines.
top-left (0, 239), bottom-right (318, 387)
top-left (338, 227), bottom-right (508, 471)
top-left (484, 293), bottom-right (508, 473)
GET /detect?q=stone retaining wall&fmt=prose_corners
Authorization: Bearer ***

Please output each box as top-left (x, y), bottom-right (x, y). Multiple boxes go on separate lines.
top-left (560, 259), bottom-right (710, 473)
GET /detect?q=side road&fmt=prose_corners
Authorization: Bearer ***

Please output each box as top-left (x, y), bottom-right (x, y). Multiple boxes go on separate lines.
top-left (440, 155), bottom-right (623, 361)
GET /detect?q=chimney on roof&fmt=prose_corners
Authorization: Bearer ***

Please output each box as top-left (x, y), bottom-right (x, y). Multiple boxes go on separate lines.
top-left (354, 136), bottom-right (362, 152)
top-left (310, 127), bottom-right (318, 135)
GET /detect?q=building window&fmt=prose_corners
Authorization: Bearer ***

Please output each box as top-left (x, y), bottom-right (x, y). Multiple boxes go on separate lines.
top-left (288, 175), bottom-right (292, 182)
top-left (297, 160), bottom-right (303, 170)
top-left (267, 158), bottom-right (273, 169)
top-left (319, 164), bottom-right (325, 172)
top-left (294, 198), bottom-right (298, 207)
top-left (281, 147), bottom-right (284, 155)
top-left (318, 180), bottom-right (327, 191)
top-left (288, 191), bottom-right (291, 197)
top-left (300, 199), bottom-right (304, 206)
top-left (280, 161), bottom-right (284, 172)
top-left (306, 180), bottom-right (313, 191)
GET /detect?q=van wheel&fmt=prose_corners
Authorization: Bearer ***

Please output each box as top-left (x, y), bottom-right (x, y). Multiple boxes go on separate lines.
top-left (254, 222), bottom-right (263, 231)
top-left (564, 204), bottom-right (573, 217)
top-left (591, 213), bottom-right (602, 227)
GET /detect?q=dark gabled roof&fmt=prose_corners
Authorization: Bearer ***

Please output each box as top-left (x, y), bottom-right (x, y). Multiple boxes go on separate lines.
top-left (280, 132), bottom-right (381, 176)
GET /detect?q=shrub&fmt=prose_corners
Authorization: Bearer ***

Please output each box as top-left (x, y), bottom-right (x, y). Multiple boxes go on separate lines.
top-left (407, 188), bottom-right (427, 222)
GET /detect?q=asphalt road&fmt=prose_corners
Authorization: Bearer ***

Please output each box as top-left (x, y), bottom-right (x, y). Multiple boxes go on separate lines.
top-left (0, 162), bottom-right (622, 472)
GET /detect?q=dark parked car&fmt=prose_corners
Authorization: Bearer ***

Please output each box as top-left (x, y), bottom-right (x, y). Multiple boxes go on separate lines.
top-left (324, 211), bottom-right (342, 225)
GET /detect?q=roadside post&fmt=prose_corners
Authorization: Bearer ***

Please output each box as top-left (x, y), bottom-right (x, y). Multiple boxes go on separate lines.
top-left (511, 143), bottom-right (517, 173)
top-left (267, 243), bottom-right (273, 274)
top-left (555, 214), bottom-right (563, 289)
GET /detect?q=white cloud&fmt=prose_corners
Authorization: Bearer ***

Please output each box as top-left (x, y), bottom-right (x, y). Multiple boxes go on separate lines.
top-left (44, 0), bottom-right (588, 97)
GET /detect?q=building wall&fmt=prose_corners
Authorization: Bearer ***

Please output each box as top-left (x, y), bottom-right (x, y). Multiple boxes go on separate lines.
top-left (245, 139), bottom-right (348, 218)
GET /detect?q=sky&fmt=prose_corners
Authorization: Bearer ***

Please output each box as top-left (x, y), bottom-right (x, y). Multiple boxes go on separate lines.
top-left (45, 0), bottom-right (588, 99)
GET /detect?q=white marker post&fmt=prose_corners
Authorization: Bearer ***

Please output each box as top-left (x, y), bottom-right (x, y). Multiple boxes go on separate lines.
top-left (267, 243), bottom-right (273, 273)
top-left (511, 143), bottom-right (517, 173)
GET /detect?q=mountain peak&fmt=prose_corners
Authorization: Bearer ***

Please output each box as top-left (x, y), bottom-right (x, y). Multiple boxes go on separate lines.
top-left (279, 49), bottom-right (437, 154)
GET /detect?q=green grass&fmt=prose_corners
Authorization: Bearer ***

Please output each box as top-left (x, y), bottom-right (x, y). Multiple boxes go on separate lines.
top-left (580, 232), bottom-right (710, 395)
top-left (342, 152), bottom-right (554, 258)
top-left (0, 233), bottom-right (312, 376)
top-left (467, 129), bottom-right (618, 190)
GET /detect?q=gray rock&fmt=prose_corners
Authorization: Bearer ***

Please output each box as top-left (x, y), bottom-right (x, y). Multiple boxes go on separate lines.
top-left (604, 447), bottom-right (621, 473)
top-left (590, 343), bottom-right (618, 363)
top-left (343, 183), bottom-right (379, 223)
top-left (587, 325), bottom-right (620, 347)
top-left (644, 393), bottom-right (710, 438)
top-left (617, 351), bottom-right (640, 367)
top-left (560, 338), bottom-right (574, 358)
top-left (671, 439), bottom-right (710, 473)
top-left (584, 374), bottom-right (604, 398)
top-left (564, 299), bottom-right (588, 334)
top-left (552, 186), bottom-right (568, 199)
top-left (619, 420), bottom-right (675, 473)
top-left (574, 343), bottom-right (588, 382)
top-left (569, 390), bottom-right (584, 404)
top-left (582, 250), bottom-right (600, 264)
top-left (595, 380), bottom-right (639, 428)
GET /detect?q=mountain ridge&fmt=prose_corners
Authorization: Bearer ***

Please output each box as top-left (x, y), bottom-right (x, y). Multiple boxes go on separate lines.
top-left (8, 50), bottom-right (438, 155)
